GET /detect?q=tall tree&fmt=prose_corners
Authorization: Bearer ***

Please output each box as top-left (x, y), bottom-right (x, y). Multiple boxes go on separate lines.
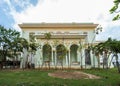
top-left (93, 38), bottom-right (120, 73)
top-left (28, 33), bottom-right (39, 68)
top-left (0, 25), bottom-right (30, 69)
top-left (107, 38), bottom-right (120, 73)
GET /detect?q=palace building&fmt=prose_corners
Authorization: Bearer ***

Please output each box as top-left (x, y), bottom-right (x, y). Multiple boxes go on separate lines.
top-left (19, 23), bottom-right (113, 69)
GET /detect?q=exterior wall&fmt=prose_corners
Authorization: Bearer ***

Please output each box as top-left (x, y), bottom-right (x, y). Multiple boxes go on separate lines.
top-left (87, 30), bottom-right (95, 43)
top-left (22, 30), bottom-right (95, 44)
top-left (22, 31), bottom-right (29, 41)
top-left (19, 23), bottom-right (99, 69)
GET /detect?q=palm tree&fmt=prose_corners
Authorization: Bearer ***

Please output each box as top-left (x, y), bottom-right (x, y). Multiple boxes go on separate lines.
top-left (107, 38), bottom-right (120, 73)
top-left (93, 38), bottom-right (120, 73)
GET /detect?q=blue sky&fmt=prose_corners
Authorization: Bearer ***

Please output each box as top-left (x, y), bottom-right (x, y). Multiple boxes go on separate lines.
top-left (0, 0), bottom-right (120, 41)
top-left (0, 0), bottom-right (38, 29)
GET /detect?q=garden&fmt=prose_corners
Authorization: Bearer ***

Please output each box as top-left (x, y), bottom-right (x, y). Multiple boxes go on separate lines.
top-left (0, 68), bottom-right (120, 86)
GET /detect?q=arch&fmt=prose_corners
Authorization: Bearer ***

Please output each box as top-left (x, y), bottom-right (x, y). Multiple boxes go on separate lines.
top-left (42, 44), bottom-right (52, 61)
top-left (70, 44), bottom-right (78, 63)
top-left (56, 44), bottom-right (67, 65)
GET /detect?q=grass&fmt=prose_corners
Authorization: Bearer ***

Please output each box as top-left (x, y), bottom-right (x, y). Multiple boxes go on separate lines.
top-left (0, 68), bottom-right (120, 86)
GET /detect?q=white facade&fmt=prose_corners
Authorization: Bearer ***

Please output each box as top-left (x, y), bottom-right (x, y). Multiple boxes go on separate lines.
top-left (19, 23), bottom-right (113, 69)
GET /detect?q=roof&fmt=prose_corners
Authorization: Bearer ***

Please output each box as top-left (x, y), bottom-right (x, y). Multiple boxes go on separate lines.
top-left (18, 23), bottom-right (98, 29)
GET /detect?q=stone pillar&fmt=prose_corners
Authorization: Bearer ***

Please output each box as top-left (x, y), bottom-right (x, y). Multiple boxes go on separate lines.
top-left (55, 50), bottom-right (57, 66)
top-left (40, 48), bottom-right (43, 65)
top-left (20, 52), bottom-right (24, 69)
top-left (51, 50), bottom-right (54, 65)
top-left (35, 47), bottom-right (43, 69)
top-left (52, 47), bottom-right (56, 66)
top-left (21, 48), bottom-right (28, 69)
top-left (108, 54), bottom-right (114, 68)
top-left (66, 53), bottom-right (68, 66)
top-left (77, 50), bottom-right (80, 63)
top-left (90, 50), bottom-right (94, 67)
top-left (79, 48), bottom-right (85, 68)
top-left (68, 49), bottom-right (71, 66)
top-left (34, 48), bottom-right (42, 68)
top-left (82, 48), bottom-right (85, 68)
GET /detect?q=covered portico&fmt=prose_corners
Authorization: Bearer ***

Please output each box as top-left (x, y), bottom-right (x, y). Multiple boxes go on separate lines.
top-left (34, 32), bottom-right (87, 68)
top-left (19, 23), bottom-right (98, 69)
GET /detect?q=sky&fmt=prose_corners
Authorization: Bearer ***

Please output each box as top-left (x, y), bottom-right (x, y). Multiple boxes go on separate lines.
top-left (0, 0), bottom-right (120, 41)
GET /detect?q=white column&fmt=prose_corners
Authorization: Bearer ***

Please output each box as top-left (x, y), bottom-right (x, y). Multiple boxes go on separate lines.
top-left (20, 53), bottom-right (24, 68)
top-left (51, 50), bottom-right (54, 65)
top-left (34, 48), bottom-right (41, 68)
top-left (68, 50), bottom-right (71, 66)
top-left (55, 50), bottom-right (57, 66)
top-left (40, 49), bottom-right (43, 65)
top-left (90, 50), bottom-right (94, 67)
top-left (77, 50), bottom-right (80, 62)
top-left (82, 48), bottom-right (85, 66)
top-left (22, 48), bottom-right (28, 68)
top-left (108, 54), bottom-right (114, 68)
top-left (66, 53), bottom-right (68, 66)
top-left (79, 48), bottom-right (85, 68)
top-left (38, 49), bottom-right (41, 65)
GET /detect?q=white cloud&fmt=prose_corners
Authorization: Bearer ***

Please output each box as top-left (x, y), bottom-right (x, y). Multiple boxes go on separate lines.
top-left (3, 0), bottom-right (120, 40)
top-left (12, 0), bottom-right (113, 23)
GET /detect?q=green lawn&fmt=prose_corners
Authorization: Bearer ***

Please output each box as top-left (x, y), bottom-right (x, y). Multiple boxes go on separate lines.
top-left (0, 68), bottom-right (120, 86)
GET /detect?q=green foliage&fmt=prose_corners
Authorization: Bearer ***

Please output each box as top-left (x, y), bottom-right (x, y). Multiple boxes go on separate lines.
top-left (29, 33), bottom-right (36, 42)
top-left (113, 14), bottom-right (120, 21)
top-left (0, 25), bottom-right (22, 60)
top-left (110, 0), bottom-right (120, 20)
top-left (29, 42), bottom-right (39, 51)
top-left (92, 38), bottom-right (120, 72)
top-left (57, 45), bottom-right (67, 60)
top-left (93, 38), bottom-right (120, 54)
top-left (43, 44), bottom-right (51, 61)
top-left (0, 25), bottom-right (30, 62)
top-left (44, 32), bottom-right (52, 40)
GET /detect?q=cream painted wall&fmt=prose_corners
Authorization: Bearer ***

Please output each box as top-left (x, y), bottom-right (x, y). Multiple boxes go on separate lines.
top-left (20, 23), bottom-right (98, 68)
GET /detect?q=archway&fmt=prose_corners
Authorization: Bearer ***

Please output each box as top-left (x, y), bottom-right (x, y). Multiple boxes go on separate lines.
top-left (56, 44), bottom-right (67, 65)
top-left (43, 44), bottom-right (52, 61)
top-left (70, 44), bottom-right (78, 63)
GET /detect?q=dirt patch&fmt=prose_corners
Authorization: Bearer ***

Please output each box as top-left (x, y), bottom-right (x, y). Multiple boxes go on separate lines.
top-left (48, 71), bottom-right (100, 79)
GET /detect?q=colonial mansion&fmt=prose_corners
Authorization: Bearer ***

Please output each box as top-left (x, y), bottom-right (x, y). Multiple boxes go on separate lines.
top-left (19, 23), bottom-right (113, 69)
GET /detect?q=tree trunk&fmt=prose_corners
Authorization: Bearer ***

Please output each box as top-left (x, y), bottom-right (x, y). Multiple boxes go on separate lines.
top-left (61, 61), bottom-right (63, 70)
top-left (108, 55), bottom-right (114, 68)
top-left (93, 52), bottom-right (95, 68)
top-left (98, 56), bottom-right (100, 68)
top-left (103, 57), bottom-right (105, 69)
top-left (115, 54), bottom-right (120, 73)
top-left (80, 51), bottom-right (83, 69)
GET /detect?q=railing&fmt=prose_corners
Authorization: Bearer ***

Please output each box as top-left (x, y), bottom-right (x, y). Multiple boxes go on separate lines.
top-left (35, 32), bottom-right (87, 36)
